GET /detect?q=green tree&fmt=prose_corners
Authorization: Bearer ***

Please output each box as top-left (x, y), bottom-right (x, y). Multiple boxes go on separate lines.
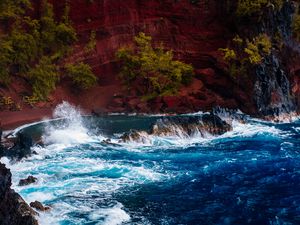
top-left (65, 63), bottom-right (97, 89)
top-left (28, 56), bottom-right (59, 100)
top-left (236, 0), bottom-right (284, 18)
top-left (116, 32), bottom-right (194, 99)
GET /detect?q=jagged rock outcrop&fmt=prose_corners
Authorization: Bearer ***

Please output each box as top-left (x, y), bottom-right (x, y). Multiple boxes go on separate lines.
top-left (19, 176), bottom-right (38, 187)
top-left (1, 131), bottom-right (35, 160)
top-left (121, 114), bottom-right (232, 142)
top-left (238, 1), bottom-right (298, 116)
top-left (30, 201), bottom-right (50, 212)
top-left (0, 163), bottom-right (38, 225)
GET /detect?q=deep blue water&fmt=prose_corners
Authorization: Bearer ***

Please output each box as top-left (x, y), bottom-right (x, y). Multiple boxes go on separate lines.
top-left (2, 103), bottom-right (300, 225)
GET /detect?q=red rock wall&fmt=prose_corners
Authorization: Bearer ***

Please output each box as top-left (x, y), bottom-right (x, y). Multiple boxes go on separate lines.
top-left (49, 0), bottom-right (229, 71)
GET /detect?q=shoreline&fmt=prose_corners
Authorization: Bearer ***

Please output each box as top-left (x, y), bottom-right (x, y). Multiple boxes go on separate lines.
top-left (1, 105), bottom-right (299, 133)
top-left (0, 108), bottom-right (54, 131)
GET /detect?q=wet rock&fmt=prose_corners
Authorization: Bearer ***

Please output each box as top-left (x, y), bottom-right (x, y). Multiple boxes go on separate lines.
top-left (0, 163), bottom-right (38, 225)
top-left (5, 131), bottom-right (34, 160)
top-left (30, 201), bottom-right (50, 212)
top-left (18, 176), bottom-right (37, 186)
top-left (120, 114), bottom-right (232, 143)
top-left (201, 114), bottom-right (232, 135)
top-left (120, 130), bottom-right (149, 143)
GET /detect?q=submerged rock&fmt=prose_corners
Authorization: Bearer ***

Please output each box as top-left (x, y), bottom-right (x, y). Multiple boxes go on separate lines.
top-left (0, 163), bottom-right (38, 225)
top-left (18, 176), bottom-right (37, 186)
top-left (30, 201), bottom-right (50, 212)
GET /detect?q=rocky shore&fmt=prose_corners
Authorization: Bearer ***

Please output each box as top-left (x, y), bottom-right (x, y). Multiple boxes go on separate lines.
top-left (0, 163), bottom-right (38, 225)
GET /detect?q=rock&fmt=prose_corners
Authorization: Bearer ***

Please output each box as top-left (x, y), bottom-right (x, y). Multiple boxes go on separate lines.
top-left (5, 132), bottom-right (34, 160)
top-left (120, 130), bottom-right (149, 143)
top-left (120, 115), bottom-right (232, 143)
top-left (18, 176), bottom-right (37, 186)
top-left (201, 114), bottom-right (232, 135)
top-left (30, 201), bottom-right (50, 212)
top-left (0, 163), bottom-right (38, 225)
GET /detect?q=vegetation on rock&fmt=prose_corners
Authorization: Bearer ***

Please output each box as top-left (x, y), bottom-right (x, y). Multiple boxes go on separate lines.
top-left (116, 32), bottom-right (194, 100)
top-left (219, 33), bottom-right (272, 77)
top-left (236, 0), bottom-right (284, 17)
top-left (293, 12), bottom-right (300, 42)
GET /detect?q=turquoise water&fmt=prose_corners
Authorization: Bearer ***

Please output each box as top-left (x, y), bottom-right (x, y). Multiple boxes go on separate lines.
top-left (2, 102), bottom-right (300, 225)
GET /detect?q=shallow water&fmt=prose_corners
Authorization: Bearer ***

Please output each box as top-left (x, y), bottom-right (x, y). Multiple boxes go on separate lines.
top-left (2, 102), bottom-right (300, 225)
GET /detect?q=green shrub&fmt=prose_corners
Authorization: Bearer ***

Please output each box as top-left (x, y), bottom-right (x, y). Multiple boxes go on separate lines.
top-left (116, 32), bottom-right (194, 99)
top-left (293, 14), bottom-right (300, 41)
top-left (0, 40), bottom-right (13, 84)
top-left (0, 0), bottom-right (85, 99)
top-left (28, 56), bottom-right (59, 100)
top-left (244, 34), bottom-right (271, 64)
top-left (0, 0), bottom-right (31, 20)
top-left (85, 30), bottom-right (97, 52)
top-left (220, 33), bottom-right (272, 77)
top-left (65, 63), bottom-right (97, 89)
top-left (236, 0), bottom-right (284, 17)
top-left (10, 29), bottom-right (38, 73)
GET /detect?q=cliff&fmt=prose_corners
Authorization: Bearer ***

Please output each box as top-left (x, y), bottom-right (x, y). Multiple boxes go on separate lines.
top-left (0, 0), bottom-right (300, 129)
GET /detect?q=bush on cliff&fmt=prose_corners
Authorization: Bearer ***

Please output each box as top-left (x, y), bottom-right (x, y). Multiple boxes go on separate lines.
top-left (293, 14), bottom-right (300, 42)
top-left (0, 0), bottom-right (96, 100)
top-left (116, 32), bottom-right (194, 99)
top-left (28, 56), bottom-right (59, 100)
top-left (65, 63), bottom-right (97, 89)
top-left (219, 33), bottom-right (272, 77)
top-left (236, 0), bottom-right (284, 17)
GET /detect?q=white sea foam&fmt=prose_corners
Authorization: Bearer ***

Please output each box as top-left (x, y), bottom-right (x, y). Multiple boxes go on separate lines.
top-left (42, 101), bottom-right (97, 145)
top-left (90, 203), bottom-right (131, 225)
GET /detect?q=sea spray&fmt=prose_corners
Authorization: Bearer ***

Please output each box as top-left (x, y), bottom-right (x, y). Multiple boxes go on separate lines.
top-left (42, 102), bottom-right (95, 145)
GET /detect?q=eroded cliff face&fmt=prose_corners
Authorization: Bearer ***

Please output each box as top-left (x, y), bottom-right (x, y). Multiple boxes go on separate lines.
top-left (46, 0), bottom-right (256, 114)
top-left (47, 0), bottom-right (300, 117)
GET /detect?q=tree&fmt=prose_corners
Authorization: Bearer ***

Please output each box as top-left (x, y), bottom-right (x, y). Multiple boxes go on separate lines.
top-left (65, 63), bottom-right (97, 89)
top-left (116, 32), bottom-right (194, 99)
top-left (28, 56), bottom-right (59, 100)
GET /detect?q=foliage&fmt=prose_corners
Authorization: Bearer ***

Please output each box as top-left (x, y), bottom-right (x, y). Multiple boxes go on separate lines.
top-left (65, 63), bottom-right (97, 89)
top-left (244, 34), bottom-right (271, 64)
top-left (85, 30), bottom-right (97, 52)
top-left (0, 0), bottom-right (95, 101)
top-left (236, 0), bottom-right (284, 17)
top-left (0, 0), bottom-right (31, 20)
top-left (116, 32), bottom-right (194, 99)
top-left (219, 33), bottom-right (272, 77)
top-left (28, 56), bottom-right (59, 100)
top-left (0, 39), bottom-right (13, 84)
top-left (10, 29), bottom-right (38, 73)
top-left (292, 14), bottom-right (300, 42)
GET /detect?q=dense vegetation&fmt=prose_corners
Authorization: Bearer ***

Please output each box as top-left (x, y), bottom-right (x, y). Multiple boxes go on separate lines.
top-left (236, 0), bottom-right (284, 17)
top-left (293, 8), bottom-right (300, 41)
top-left (220, 34), bottom-right (272, 77)
top-left (116, 32), bottom-right (194, 100)
top-left (0, 0), bottom-right (97, 101)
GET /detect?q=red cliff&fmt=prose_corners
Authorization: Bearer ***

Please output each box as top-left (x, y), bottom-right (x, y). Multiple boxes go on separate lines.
top-left (1, 0), bottom-right (299, 128)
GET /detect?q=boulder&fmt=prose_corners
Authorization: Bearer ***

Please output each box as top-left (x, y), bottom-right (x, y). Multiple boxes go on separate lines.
top-left (30, 201), bottom-right (50, 212)
top-left (5, 132), bottom-right (34, 160)
top-left (18, 176), bottom-right (37, 186)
